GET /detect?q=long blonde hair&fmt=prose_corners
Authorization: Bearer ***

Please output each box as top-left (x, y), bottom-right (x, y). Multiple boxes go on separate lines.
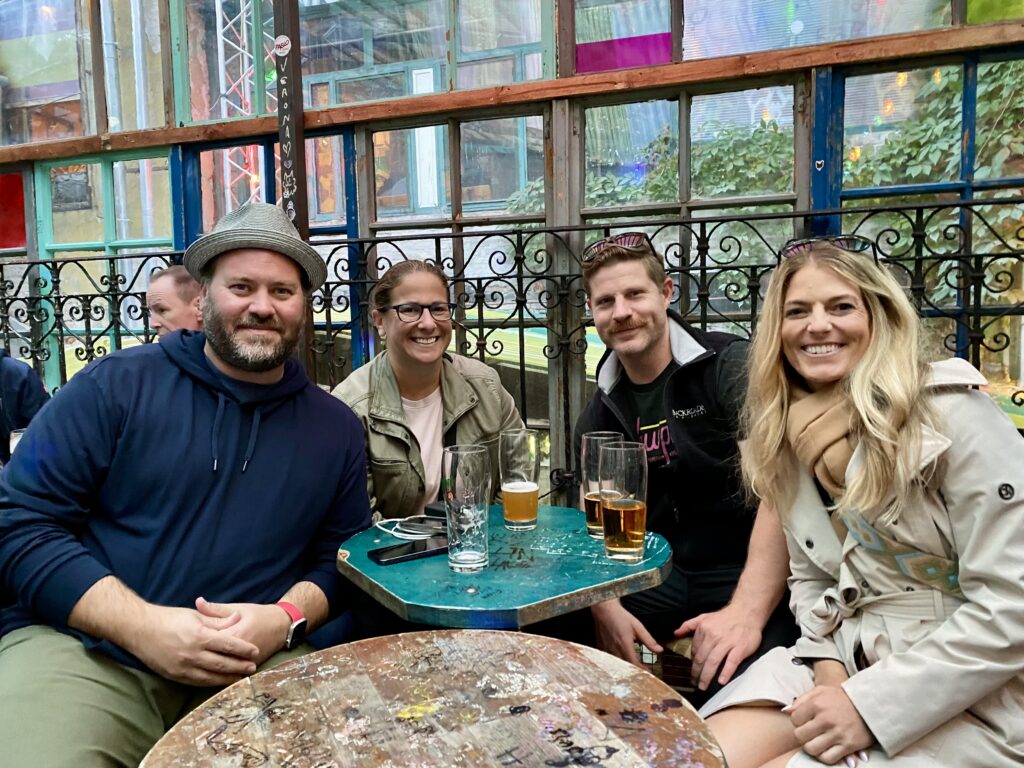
top-left (742, 242), bottom-right (935, 519)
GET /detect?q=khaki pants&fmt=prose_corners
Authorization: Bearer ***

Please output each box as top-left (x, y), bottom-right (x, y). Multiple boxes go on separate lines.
top-left (0, 625), bottom-right (310, 768)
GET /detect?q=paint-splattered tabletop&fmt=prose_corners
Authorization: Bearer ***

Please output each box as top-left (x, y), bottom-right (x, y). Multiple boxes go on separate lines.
top-left (142, 629), bottom-right (725, 768)
top-left (336, 506), bottom-right (673, 628)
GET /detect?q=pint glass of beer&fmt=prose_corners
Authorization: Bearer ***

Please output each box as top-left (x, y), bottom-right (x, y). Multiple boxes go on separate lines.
top-left (499, 429), bottom-right (539, 531)
top-left (580, 432), bottom-right (622, 538)
top-left (598, 442), bottom-right (648, 562)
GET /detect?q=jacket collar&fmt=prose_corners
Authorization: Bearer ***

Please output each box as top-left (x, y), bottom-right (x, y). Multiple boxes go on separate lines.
top-left (367, 352), bottom-right (477, 429)
top-left (595, 311), bottom-right (710, 394)
top-left (846, 358), bottom-right (986, 519)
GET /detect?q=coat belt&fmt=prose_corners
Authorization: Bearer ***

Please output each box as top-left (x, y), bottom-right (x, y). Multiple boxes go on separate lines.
top-left (805, 585), bottom-right (963, 636)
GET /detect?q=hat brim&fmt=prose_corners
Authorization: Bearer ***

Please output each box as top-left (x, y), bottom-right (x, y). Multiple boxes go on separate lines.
top-left (183, 228), bottom-right (327, 291)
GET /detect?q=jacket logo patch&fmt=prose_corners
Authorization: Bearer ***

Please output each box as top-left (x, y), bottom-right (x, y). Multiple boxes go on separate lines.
top-left (672, 405), bottom-right (707, 420)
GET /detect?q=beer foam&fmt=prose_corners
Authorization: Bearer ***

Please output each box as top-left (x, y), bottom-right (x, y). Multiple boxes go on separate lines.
top-left (502, 480), bottom-right (539, 492)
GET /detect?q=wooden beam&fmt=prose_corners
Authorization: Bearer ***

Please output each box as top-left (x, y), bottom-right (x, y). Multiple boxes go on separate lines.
top-left (1, 20), bottom-right (1022, 168)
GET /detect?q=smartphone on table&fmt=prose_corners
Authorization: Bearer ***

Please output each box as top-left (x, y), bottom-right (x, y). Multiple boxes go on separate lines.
top-left (368, 535), bottom-right (449, 565)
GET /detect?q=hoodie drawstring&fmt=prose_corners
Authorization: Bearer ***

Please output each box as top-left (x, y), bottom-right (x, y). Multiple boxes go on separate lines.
top-left (241, 408), bottom-right (261, 473)
top-left (211, 393), bottom-right (225, 472)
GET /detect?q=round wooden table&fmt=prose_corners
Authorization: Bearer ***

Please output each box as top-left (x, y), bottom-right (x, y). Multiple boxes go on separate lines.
top-left (142, 630), bottom-right (725, 768)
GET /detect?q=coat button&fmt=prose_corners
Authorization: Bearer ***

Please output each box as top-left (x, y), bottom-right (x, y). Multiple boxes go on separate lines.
top-left (860, 580), bottom-right (869, 589)
top-left (999, 483), bottom-right (1014, 500)
top-left (805, 538), bottom-right (814, 549)
top-left (904, 586), bottom-right (915, 592)
top-left (791, 657), bottom-right (804, 666)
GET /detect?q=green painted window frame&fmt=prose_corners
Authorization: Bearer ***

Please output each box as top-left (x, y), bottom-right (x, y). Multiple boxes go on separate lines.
top-left (33, 148), bottom-right (174, 388)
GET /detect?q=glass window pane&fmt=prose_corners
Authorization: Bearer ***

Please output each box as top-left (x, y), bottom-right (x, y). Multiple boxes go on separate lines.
top-left (261, 0), bottom-right (278, 115)
top-left (461, 116), bottom-right (544, 215)
top-left (185, 0), bottom-right (262, 121)
top-left (683, 0), bottom-right (949, 60)
top-left (111, 157), bottom-right (172, 241)
top-left (691, 86), bottom-right (794, 198)
top-left (459, 0), bottom-right (541, 53)
top-left (51, 162), bottom-right (104, 244)
top-left (843, 66), bottom-right (962, 189)
top-left (973, 190), bottom-right (1024, 418)
top-left (0, 173), bottom-right (27, 249)
top-left (584, 100), bottom-right (678, 208)
top-left (457, 59), bottom-right (515, 90)
top-left (337, 73), bottom-right (406, 105)
top-left (199, 144), bottom-right (278, 233)
top-left (975, 60), bottom-right (1024, 181)
top-left (457, 0), bottom-right (543, 89)
top-left (372, 231), bottom-right (454, 280)
top-left (102, 0), bottom-right (165, 132)
top-left (0, 0), bottom-right (90, 146)
top-left (307, 135), bottom-right (346, 227)
top-left (298, 0), bottom-right (443, 108)
top-left (967, 0), bottom-right (1024, 24)
top-left (575, 0), bottom-right (670, 74)
top-left (374, 126), bottom-right (450, 221)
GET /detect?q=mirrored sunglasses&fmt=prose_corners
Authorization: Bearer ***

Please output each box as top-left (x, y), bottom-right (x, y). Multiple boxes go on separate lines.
top-left (582, 231), bottom-right (653, 263)
top-left (779, 234), bottom-right (876, 262)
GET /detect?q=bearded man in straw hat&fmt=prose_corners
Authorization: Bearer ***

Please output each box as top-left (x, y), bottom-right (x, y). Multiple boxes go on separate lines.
top-left (0, 203), bottom-right (371, 767)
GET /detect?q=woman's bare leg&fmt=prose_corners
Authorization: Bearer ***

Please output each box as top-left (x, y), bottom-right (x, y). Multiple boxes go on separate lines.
top-left (706, 706), bottom-right (801, 768)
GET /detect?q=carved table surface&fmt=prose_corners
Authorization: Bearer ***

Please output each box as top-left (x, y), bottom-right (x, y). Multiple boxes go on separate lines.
top-left (142, 629), bottom-right (725, 768)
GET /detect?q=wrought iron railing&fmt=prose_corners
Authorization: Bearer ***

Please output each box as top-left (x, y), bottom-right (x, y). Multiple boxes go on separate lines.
top-left (3, 198), bottom-right (1023, 503)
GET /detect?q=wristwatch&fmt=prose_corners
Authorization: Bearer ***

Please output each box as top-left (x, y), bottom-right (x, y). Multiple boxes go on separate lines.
top-left (275, 601), bottom-right (307, 649)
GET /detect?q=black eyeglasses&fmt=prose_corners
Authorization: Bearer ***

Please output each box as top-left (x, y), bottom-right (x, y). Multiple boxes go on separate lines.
top-left (380, 302), bottom-right (456, 323)
top-left (779, 235), bottom-right (876, 261)
top-left (582, 231), bottom-right (653, 263)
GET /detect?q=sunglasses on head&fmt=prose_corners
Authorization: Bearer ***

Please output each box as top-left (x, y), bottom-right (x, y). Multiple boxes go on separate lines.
top-left (581, 231), bottom-right (653, 263)
top-left (779, 234), bottom-right (876, 262)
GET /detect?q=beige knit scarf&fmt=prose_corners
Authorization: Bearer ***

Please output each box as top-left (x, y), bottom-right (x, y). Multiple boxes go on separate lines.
top-left (786, 383), bottom-right (855, 501)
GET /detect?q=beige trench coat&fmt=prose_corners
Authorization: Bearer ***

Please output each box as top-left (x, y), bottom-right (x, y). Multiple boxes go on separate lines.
top-left (701, 359), bottom-right (1024, 767)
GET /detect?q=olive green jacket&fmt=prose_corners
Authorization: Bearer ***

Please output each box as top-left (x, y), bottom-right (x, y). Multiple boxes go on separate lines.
top-left (333, 352), bottom-right (523, 519)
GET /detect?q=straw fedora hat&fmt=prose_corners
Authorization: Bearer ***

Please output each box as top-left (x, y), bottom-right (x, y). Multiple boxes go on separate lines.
top-left (183, 203), bottom-right (327, 290)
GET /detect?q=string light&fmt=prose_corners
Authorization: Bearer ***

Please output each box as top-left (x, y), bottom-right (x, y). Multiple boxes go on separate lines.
top-left (849, 146), bottom-right (862, 162)
top-left (895, 72), bottom-right (908, 87)
top-left (933, 69), bottom-right (943, 84)
top-left (882, 98), bottom-right (895, 117)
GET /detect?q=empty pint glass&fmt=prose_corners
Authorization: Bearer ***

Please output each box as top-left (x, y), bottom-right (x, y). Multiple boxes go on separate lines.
top-left (580, 431), bottom-right (622, 538)
top-left (499, 429), bottom-right (539, 531)
top-left (442, 444), bottom-right (492, 573)
top-left (599, 442), bottom-right (648, 562)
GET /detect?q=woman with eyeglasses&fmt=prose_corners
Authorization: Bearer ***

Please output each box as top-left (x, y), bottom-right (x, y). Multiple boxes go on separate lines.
top-left (701, 240), bottom-right (1024, 768)
top-left (333, 260), bottom-right (522, 519)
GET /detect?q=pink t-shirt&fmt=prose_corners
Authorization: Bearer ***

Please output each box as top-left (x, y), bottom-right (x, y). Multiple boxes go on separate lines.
top-left (401, 386), bottom-right (444, 515)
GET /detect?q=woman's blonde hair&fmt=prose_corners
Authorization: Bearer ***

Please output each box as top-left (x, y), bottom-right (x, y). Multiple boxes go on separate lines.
top-left (741, 241), bottom-right (934, 519)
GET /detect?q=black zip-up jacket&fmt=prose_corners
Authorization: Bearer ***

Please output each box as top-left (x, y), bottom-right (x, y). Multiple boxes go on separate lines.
top-left (574, 311), bottom-right (754, 571)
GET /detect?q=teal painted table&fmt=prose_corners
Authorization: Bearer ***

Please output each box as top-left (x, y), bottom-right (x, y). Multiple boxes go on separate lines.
top-left (336, 505), bottom-right (673, 629)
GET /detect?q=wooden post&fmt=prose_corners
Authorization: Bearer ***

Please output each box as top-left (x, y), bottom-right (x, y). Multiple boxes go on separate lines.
top-left (272, 0), bottom-right (308, 232)
top-left (271, 0), bottom-right (315, 375)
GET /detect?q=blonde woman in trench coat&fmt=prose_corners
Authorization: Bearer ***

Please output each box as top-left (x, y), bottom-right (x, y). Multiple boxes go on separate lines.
top-left (701, 239), bottom-right (1024, 768)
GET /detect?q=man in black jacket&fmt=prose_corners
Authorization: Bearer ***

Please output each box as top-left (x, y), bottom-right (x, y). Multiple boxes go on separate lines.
top-left (577, 233), bottom-right (796, 704)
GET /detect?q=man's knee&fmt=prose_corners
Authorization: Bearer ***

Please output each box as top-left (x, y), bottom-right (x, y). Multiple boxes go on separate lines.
top-left (0, 626), bottom-right (186, 768)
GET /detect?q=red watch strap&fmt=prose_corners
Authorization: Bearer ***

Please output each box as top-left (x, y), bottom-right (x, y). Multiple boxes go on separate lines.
top-left (275, 601), bottom-right (304, 623)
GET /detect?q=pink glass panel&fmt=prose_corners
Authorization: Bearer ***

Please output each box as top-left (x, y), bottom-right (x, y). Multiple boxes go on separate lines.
top-left (575, 33), bottom-right (672, 74)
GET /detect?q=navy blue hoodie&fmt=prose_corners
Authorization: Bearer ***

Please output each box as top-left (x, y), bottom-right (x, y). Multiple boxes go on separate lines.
top-left (0, 350), bottom-right (50, 463)
top-left (0, 331), bottom-right (370, 669)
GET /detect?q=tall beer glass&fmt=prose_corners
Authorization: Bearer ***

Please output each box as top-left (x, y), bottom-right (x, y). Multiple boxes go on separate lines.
top-left (499, 429), bottom-right (539, 531)
top-left (599, 442), bottom-right (648, 562)
top-left (442, 444), bottom-right (491, 573)
top-left (580, 431), bottom-right (622, 538)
